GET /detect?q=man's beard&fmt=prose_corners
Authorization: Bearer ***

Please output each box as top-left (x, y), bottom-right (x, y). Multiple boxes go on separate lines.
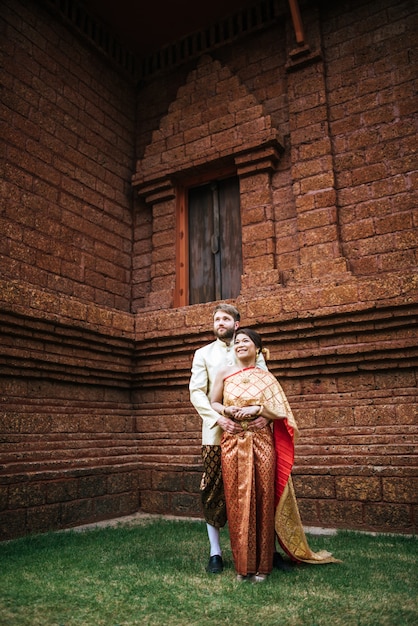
top-left (215, 327), bottom-right (235, 342)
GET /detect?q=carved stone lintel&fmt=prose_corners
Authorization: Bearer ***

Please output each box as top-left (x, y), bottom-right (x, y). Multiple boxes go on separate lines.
top-left (135, 178), bottom-right (175, 205)
top-left (234, 141), bottom-right (283, 178)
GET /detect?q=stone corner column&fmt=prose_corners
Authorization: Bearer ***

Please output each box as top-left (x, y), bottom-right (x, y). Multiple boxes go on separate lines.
top-left (235, 141), bottom-right (284, 297)
top-left (285, 2), bottom-right (351, 283)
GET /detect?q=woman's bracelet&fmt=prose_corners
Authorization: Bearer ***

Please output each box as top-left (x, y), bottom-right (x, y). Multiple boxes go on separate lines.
top-left (222, 407), bottom-right (228, 417)
top-left (256, 404), bottom-right (264, 416)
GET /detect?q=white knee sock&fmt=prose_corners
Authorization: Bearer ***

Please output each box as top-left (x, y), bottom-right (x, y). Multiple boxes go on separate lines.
top-left (206, 523), bottom-right (222, 556)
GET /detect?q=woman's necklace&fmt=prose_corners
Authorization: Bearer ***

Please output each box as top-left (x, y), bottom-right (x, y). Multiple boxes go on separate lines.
top-left (236, 366), bottom-right (255, 384)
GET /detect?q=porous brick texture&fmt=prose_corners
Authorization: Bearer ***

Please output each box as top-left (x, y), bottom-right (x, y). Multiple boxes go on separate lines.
top-left (1, 0), bottom-right (135, 312)
top-left (0, 0), bottom-right (417, 540)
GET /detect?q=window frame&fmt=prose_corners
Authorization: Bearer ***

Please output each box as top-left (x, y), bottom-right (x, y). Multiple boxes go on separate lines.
top-left (174, 166), bottom-right (238, 308)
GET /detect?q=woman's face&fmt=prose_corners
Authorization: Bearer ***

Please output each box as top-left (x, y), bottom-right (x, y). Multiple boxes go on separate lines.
top-left (234, 333), bottom-right (257, 361)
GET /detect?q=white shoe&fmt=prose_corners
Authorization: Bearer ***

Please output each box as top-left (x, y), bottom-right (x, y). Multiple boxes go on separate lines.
top-left (250, 573), bottom-right (268, 583)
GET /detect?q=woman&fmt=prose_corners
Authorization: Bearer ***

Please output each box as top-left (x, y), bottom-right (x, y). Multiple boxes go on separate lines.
top-left (211, 328), bottom-right (338, 582)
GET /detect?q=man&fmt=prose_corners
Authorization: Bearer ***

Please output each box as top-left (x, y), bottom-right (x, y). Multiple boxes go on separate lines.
top-left (189, 303), bottom-right (267, 574)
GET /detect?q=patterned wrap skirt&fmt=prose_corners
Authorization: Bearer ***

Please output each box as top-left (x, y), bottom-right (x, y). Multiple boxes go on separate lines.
top-left (221, 426), bottom-right (275, 575)
top-left (200, 445), bottom-right (227, 528)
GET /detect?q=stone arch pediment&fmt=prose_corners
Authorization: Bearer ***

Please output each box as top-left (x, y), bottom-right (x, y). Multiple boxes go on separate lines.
top-left (133, 54), bottom-right (283, 190)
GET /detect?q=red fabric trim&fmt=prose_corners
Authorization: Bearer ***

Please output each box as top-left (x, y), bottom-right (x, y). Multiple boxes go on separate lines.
top-left (273, 419), bottom-right (295, 506)
top-left (224, 366), bottom-right (255, 381)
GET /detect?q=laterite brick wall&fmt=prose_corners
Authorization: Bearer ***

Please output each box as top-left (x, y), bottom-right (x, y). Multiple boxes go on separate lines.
top-left (1, 0), bottom-right (135, 311)
top-left (1, 0), bottom-right (138, 539)
top-left (1, 0), bottom-right (417, 540)
top-left (131, 0), bottom-right (417, 534)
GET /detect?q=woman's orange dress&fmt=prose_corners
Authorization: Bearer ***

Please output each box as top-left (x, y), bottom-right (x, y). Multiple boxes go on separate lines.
top-left (221, 367), bottom-right (339, 576)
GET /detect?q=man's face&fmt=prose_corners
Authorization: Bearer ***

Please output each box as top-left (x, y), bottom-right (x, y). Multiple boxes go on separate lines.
top-left (213, 311), bottom-right (239, 343)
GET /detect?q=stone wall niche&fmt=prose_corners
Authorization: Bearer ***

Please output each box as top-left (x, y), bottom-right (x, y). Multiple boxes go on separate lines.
top-left (132, 54), bottom-right (284, 308)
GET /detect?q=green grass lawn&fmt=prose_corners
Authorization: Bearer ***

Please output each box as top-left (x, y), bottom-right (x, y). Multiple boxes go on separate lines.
top-left (0, 518), bottom-right (416, 625)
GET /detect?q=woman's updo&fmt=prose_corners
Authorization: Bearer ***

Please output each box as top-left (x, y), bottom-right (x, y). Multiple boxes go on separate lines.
top-left (235, 327), bottom-right (261, 350)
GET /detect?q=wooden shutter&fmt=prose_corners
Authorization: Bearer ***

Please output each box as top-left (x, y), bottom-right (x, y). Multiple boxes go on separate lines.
top-left (218, 177), bottom-right (242, 300)
top-left (188, 177), bottom-right (242, 304)
top-left (188, 184), bottom-right (215, 304)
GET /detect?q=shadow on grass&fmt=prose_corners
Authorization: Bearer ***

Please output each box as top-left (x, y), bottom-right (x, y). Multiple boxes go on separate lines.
top-left (0, 520), bottom-right (417, 626)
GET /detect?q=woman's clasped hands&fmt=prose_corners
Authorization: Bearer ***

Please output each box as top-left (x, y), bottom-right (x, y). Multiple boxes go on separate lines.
top-left (223, 405), bottom-right (269, 432)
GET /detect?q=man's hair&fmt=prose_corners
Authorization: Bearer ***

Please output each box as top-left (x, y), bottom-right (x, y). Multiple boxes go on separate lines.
top-left (213, 303), bottom-right (241, 322)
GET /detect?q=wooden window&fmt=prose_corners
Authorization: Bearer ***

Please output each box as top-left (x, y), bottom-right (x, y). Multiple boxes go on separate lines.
top-left (175, 176), bottom-right (242, 306)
